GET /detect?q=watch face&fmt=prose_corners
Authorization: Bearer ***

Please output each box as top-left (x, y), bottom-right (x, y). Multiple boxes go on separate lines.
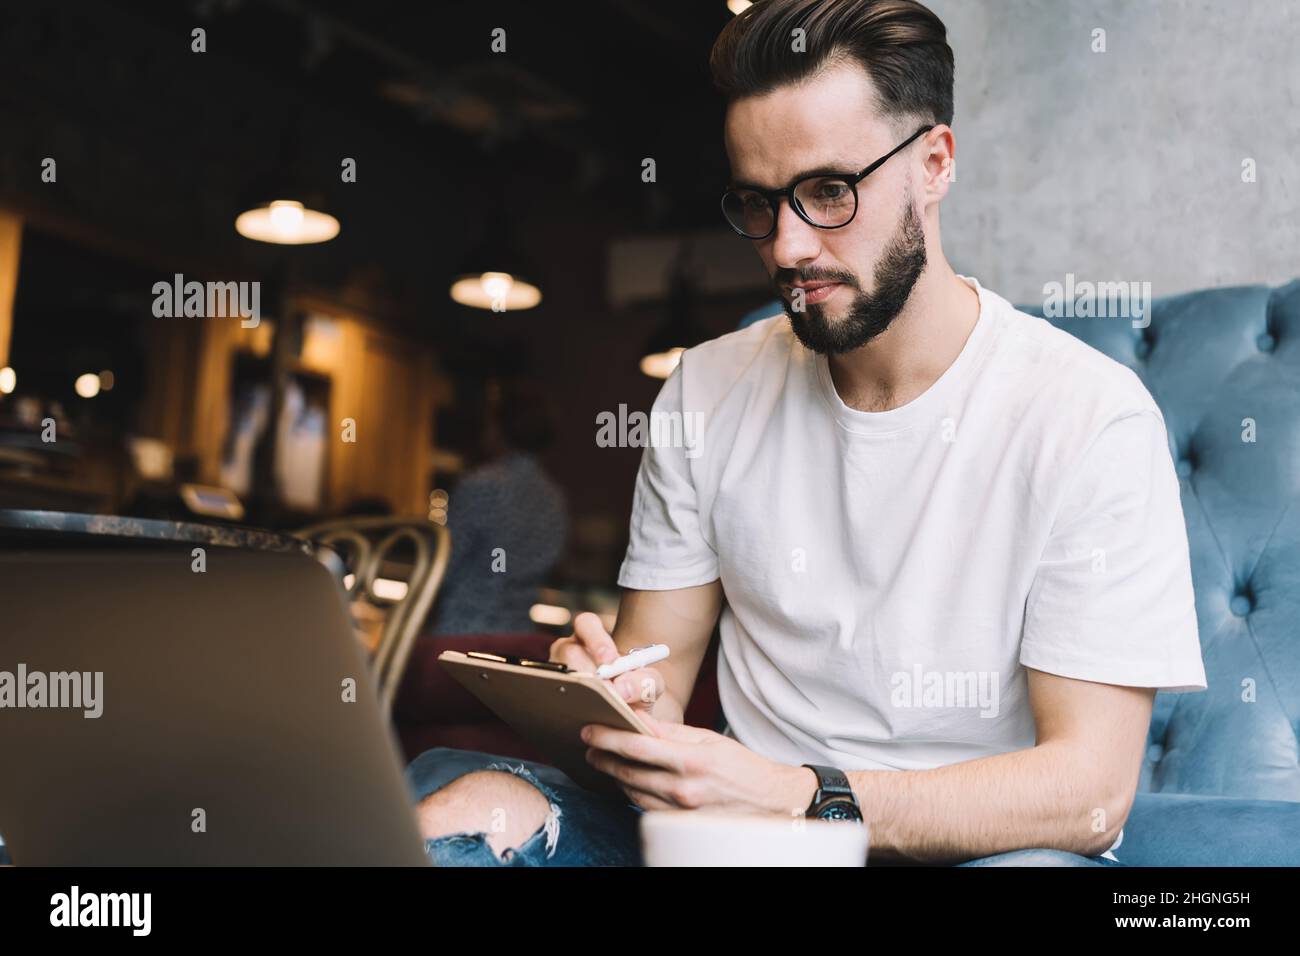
top-left (817, 801), bottom-right (863, 822)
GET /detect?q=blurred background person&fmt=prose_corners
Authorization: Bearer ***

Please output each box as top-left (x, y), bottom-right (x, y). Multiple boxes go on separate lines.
top-left (426, 377), bottom-right (568, 635)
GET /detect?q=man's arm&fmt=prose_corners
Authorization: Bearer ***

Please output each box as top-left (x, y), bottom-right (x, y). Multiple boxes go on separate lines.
top-left (582, 665), bottom-right (1152, 845)
top-left (823, 669), bottom-right (1154, 863)
top-left (610, 583), bottom-right (722, 723)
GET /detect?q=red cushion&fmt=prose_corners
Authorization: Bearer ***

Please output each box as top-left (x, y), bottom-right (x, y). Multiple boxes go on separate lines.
top-left (394, 633), bottom-right (555, 724)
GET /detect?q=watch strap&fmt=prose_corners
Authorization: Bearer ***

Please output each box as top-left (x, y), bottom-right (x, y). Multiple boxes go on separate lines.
top-left (801, 763), bottom-right (860, 818)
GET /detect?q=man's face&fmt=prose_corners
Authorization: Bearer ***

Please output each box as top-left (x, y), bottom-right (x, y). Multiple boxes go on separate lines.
top-left (724, 61), bottom-right (928, 354)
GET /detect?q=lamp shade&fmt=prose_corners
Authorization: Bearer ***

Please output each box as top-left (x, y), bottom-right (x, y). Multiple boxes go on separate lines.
top-left (235, 173), bottom-right (339, 245)
top-left (449, 220), bottom-right (542, 311)
top-left (236, 200), bottom-right (339, 245)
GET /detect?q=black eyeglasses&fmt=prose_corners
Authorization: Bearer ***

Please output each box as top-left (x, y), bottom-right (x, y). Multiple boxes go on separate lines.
top-left (721, 125), bottom-right (934, 240)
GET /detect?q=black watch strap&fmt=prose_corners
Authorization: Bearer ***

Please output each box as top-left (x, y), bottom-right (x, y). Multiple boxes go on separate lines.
top-left (802, 764), bottom-right (862, 819)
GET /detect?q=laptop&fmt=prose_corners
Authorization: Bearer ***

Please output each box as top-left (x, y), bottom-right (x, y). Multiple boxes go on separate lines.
top-left (0, 545), bottom-right (429, 865)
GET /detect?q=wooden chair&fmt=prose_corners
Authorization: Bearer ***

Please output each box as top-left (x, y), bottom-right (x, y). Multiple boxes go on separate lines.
top-left (296, 517), bottom-right (451, 717)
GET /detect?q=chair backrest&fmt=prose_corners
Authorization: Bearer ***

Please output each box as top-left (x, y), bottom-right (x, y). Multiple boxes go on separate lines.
top-left (1025, 280), bottom-right (1300, 802)
top-left (297, 517), bottom-right (451, 717)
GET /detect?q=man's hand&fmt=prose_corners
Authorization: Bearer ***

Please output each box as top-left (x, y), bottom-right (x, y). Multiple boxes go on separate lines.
top-left (582, 713), bottom-right (816, 816)
top-left (549, 611), bottom-right (667, 716)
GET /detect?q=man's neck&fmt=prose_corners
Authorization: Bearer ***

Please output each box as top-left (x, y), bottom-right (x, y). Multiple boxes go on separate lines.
top-left (826, 265), bottom-right (981, 413)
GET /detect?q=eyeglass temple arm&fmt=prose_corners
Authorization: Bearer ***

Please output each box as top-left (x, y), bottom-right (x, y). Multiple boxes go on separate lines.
top-left (737, 124), bottom-right (935, 198)
top-left (852, 125), bottom-right (936, 184)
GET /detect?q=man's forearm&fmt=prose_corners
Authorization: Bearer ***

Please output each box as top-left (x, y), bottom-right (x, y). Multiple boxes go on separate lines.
top-left (822, 743), bottom-right (1127, 864)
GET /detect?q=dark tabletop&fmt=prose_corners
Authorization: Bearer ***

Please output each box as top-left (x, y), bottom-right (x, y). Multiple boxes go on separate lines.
top-left (0, 509), bottom-right (312, 554)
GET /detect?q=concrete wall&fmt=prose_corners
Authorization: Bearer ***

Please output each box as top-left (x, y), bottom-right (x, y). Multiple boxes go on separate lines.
top-left (927, 0), bottom-right (1299, 304)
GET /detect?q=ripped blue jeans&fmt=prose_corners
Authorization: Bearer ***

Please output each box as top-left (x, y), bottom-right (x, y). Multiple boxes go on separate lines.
top-left (406, 747), bottom-right (646, 866)
top-left (404, 747), bottom-right (1121, 867)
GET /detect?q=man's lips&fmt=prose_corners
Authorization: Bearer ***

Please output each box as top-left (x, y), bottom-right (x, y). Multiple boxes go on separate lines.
top-left (784, 281), bottom-right (843, 305)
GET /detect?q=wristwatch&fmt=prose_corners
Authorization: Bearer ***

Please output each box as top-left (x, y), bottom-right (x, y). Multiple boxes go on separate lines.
top-left (801, 764), bottom-right (863, 821)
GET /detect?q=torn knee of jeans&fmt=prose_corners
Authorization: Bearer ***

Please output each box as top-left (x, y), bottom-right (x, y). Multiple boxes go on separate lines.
top-left (483, 761), bottom-right (564, 859)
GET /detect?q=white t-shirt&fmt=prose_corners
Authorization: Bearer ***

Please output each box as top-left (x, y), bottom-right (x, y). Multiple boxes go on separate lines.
top-left (618, 275), bottom-right (1206, 783)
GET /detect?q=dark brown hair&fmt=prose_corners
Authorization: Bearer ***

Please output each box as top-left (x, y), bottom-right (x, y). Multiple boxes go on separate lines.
top-left (710, 0), bottom-right (954, 129)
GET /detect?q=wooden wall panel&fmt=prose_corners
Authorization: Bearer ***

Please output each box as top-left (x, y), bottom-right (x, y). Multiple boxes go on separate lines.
top-left (135, 299), bottom-right (439, 518)
top-left (0, 211), bottom-right (22, 369)
top-left (347, 331), bottom-right (435, 516)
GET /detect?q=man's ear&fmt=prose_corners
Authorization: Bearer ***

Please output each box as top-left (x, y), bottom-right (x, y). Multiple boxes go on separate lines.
top-left (921, 124), bottom-right (956, 201)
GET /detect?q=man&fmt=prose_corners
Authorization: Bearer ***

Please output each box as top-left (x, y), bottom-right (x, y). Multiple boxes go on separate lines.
top-left (407, 0), bottom-right (1205, 866)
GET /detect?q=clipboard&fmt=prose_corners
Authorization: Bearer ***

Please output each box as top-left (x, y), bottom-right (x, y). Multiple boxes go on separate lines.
top-left (437, 649), bottom-right (656, 795)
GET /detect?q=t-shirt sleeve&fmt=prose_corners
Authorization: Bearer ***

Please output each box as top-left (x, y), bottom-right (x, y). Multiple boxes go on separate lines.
top-left (617, 365), bottom-right (720, 591)
top-left (1019, 409), bottom-right (1207, 692)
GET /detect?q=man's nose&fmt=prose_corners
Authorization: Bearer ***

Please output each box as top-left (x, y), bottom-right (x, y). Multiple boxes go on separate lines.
top-left (769, 198), bottom-right (822, 270)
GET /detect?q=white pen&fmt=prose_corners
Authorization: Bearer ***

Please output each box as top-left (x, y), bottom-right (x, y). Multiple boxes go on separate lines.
top-left (596, 644), bottom-right (670, 681)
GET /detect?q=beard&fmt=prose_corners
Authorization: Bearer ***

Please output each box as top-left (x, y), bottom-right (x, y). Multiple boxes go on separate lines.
top-left (780, 200), bottom-right (927, 355)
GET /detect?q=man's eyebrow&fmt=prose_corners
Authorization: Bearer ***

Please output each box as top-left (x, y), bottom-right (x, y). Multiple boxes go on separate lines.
top-left (728, 161), bottom-right (864, 191)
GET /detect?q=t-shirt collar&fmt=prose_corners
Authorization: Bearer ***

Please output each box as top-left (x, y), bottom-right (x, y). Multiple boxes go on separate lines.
top-left (812, 274), bottom-right (994, 436)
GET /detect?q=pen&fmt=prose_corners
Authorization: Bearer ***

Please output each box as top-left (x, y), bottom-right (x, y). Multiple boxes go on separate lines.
top-left (596, 644), bottom-right (670, 680)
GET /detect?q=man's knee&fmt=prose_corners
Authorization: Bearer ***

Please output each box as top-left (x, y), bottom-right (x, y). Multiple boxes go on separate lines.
top-left (416, 769), bottom-right (551, 856)
top-left (407, 746), bottom-right (493, 795)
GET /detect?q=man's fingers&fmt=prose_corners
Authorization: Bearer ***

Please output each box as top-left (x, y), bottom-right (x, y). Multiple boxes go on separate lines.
top-left (573, 611), bottom-right (620, 665)
top-left (620, 782), bottom-right (676, 812)
top-left (548, 636), bottom-right (595, 671)
top-left (585, 725), bottom-right (685, 774)
top-left (587, 746), bottom-right (682, 794)
top-left (613, 667), bottom-right (666, 707)
top-left (637, 712), bottom-right (705, 742)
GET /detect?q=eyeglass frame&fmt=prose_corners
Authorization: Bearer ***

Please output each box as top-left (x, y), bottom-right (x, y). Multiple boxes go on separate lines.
top-left (720, 124), bottom-right (936, 240)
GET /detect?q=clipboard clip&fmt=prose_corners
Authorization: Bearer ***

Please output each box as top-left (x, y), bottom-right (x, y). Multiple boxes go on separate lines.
top-left (466, 651), bottom-right (571, 673)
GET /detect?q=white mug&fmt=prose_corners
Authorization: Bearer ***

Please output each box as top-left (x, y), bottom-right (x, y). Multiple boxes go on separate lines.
top-left (640, 809), bottom-right (869, 867)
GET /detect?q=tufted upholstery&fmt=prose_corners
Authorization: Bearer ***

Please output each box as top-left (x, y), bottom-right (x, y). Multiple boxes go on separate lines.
top-left (1023, 281), bottom-right (1300, 806)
